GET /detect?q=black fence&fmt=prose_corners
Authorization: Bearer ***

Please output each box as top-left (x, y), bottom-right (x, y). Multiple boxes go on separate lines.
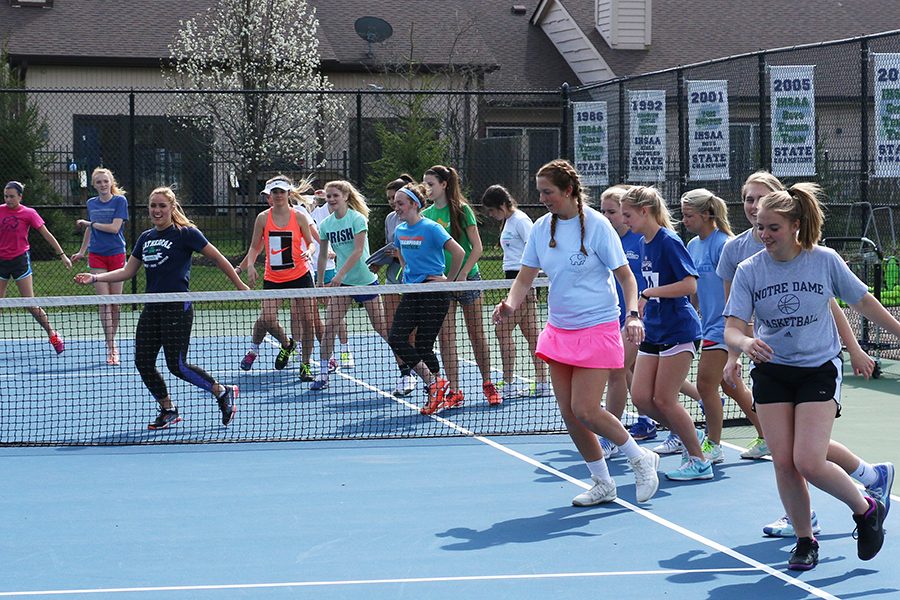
top-left (2, 30), bottom-right (900, 293)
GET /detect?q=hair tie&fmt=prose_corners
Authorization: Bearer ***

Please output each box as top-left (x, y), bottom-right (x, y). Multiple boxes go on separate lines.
top-left (398, 187), bottom-right (422, 208)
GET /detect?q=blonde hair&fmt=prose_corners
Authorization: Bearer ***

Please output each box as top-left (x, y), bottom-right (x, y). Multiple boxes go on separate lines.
top-left (742, 170), bottom-right (784, 200)
top-left (622, 186), bottom-right (674, 230)
top-left (680, 188), bottom-right (733, 236)
top-left (758, 183), bottom-right (826, 250)
top-left (536, 159), bottom-right (587, 255)
top-left (149, 186), bottom-right (194, 228)
top-left (324, 180), bottom-right (369, 220)
top-left (599, 184), bottom-right (634, 207)
top-left (91, 167), bottom-right (126, 196)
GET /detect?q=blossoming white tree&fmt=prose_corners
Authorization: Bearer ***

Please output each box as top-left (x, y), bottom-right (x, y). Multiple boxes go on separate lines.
top-left (166, 0), bottom-right (344, 197)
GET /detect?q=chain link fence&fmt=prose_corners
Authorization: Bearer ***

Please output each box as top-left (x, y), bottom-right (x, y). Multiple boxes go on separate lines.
top-left (2, 30), bottom-right (900, 295)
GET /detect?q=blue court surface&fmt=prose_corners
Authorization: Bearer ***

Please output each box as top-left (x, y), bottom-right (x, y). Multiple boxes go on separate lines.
top-left (2, 430), bottom-right (897, 599)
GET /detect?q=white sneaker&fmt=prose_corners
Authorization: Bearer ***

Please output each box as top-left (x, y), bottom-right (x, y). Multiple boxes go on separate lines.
top-left (340, 351), bottom-right (355, 369)
top-left (392, 374), bottom-right (417, 397)
top-left (652, 432), bottom-right (683, 455)
top-left (629, 449), bottom-right (661, 502)
top-left (532, 382), bottom-right (553, 397)
top-left (741, 437), bottom-right (771, 460)
top-left (600, 437), bottom-right (621, 459)
top-left (702, 439), bottom-right (725, 464)
top-left (572, 475), bottom-right (617, 506)
top-left (501, 380), bottom-right (530, 400)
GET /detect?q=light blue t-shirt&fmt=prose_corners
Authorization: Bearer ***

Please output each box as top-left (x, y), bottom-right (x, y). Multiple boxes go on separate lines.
top-left (716, 228), bottom-right (763, 283)
top-left (641, 227), bottom-right (701, 345)
top-left (396, 217), bottom-right (451, 284)
top-left (87, 194), bottom-right (128, 256)
top-left (687, 228), bottom-right (730, 343)
top-left (724, 246), bottom-right (868, 367)
top-left (521, 206), bottom-right (626, 329)
top-left (318, 209), bottom-right (376, 286)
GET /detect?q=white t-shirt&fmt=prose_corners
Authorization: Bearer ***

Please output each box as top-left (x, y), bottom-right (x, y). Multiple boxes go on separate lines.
top-left (521, 206), bottom-right (626, 329)
top-left (310, 203), bottom-right (335, 272)
top-left (500, 209), bottom-right (533, 272)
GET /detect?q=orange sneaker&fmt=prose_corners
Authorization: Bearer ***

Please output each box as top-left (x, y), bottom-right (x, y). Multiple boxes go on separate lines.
top-left (421, 377), bottom-right (449, 415)
top-left (49, 332), bottom-right (65, 355)
top-left (440, 388), bottom-right (465, 412)
top-left (483, 381), bottom-right (502, 406)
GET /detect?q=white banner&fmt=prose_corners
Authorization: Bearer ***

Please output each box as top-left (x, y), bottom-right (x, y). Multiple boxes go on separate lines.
top-left (687, 80), bottom-right (730, 180)
top-left (770, 65), bottom-right (816, 177)
top-left (573, 101), bottom-right (609, 186)
top-left (628, 90), bottom-right (666, 182)
top-left (874, 53), bottom-right (900, 178)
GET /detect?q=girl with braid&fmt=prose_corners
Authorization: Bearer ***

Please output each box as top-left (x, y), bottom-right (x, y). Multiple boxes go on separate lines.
top-left (422, 165), bottom-right (500, 407)
top-left (493, 160), bottom-right (660, 506)
top-left (620, 186), bottom-right (709, 482)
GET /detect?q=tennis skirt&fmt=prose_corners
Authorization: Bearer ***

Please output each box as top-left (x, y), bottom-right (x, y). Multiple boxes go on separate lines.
top-left (536, 320), bottom-right (624, 369)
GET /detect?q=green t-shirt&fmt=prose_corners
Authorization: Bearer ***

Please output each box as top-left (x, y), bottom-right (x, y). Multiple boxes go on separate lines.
top-left (318, 209), bottom-right (377, 286)
top-left (421, 203), bottom-right (480, 277)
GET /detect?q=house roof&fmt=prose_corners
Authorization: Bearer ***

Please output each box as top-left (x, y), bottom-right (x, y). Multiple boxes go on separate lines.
top-left (559, 0), bottom-right (900, 80)
top-left (0, 0), bottom-right (577, 90)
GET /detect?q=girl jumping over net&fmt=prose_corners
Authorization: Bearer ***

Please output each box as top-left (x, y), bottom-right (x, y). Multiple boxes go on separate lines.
top-left (493, 160), bottom-right (660, 506)
top-left (310, 180), bottom-right (388, 390)
top-left (75, 186), bottom-right (247, 430)
top-left (387, 183), bottom-right (465, 415)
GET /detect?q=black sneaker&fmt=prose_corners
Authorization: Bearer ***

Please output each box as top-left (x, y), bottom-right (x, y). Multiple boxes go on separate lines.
top-left (217, 385), bottom-right (238, 426)
top-left (148, 408), bottom-right (181, 430)
top-left (299, 362), bottom-right (314, 382)
top-left (274, 338), bottom-right (296, 370)
top-left (853, 496), bottom-right (886, 560)
top-left (788, 537), bottom-right (819, 571)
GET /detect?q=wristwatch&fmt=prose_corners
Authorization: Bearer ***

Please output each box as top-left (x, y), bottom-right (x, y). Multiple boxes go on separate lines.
top-left (628, 310), bottom-right (641, 320)
top-left (640, 290), bottom-right (651, 301)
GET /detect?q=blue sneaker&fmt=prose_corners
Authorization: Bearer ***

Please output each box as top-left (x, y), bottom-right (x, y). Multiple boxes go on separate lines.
top-left (310, 375), bottom-right (329, 391)
top-left (763, 511), bottom-right (821, 538)
top-left (652, 432), bottom-right (683, 455)
top-left (866, 463), bottom-right (894, 517)
top-left (665, 456), bottom-right (714, 481)
top-left (629, 416), bottom-right (658, 441)
top-left (600, 437), bottom-right (620, 458)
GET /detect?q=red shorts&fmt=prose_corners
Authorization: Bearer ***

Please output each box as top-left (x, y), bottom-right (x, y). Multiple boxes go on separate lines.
top-left (89, 253), bottom-right (126, 271)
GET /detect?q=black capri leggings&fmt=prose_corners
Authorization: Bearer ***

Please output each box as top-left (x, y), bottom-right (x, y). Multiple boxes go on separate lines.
top-left (134, 302), bottom-right (217, 400)
top-left (388, 290), bottom-right (451, 376)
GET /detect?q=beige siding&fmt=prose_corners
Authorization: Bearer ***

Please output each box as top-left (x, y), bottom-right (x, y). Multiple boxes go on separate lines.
top-left (595, 0), bottom-right (651, 50)
top-left (538, 1), bottom-right (615, 85)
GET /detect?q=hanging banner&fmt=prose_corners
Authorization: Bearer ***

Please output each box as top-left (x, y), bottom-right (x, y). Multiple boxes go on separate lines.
top-left (874, 53), bottom-right (900, 178)
top-left (628, 90), bottom-right (666, 182)
top-left (687, 80), bottom-right (730, 180)
top-left (573, 101), bottom-right (609, 186)
top-left (770, 65), bottom-right (816, 177)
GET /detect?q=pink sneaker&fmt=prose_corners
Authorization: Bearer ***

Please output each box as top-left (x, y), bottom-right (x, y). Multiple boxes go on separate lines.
top-left (49, 332), bottom-right (65, 355)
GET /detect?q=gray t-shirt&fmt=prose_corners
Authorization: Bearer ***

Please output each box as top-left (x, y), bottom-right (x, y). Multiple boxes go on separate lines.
top-left (724, 246), bottom-right (868, 367)
top-left (716, 228), bottom-right (764, 283)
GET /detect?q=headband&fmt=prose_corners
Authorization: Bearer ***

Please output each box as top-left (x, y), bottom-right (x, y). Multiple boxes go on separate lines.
top-left (4, 181), bottom-right (24, 194)
top-left (398, 187), bottom-right (422, 208)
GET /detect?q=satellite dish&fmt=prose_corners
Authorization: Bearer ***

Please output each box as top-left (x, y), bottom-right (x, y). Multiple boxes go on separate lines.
top-left (354, 16), bottom-right (393, 58)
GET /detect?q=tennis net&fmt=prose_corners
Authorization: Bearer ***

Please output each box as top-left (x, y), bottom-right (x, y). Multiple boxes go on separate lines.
top-left (0, 278), bottom-right (746, 446)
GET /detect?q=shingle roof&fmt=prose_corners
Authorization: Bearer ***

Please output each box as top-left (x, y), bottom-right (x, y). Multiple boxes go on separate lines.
top-left (562, 0), bottom-right (900, 78)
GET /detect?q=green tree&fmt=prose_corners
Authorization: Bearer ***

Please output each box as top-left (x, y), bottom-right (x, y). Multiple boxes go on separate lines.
top-left (364, 94), bottom-right (449, 197)
top-left (0, 49), bottom-right (64, 258)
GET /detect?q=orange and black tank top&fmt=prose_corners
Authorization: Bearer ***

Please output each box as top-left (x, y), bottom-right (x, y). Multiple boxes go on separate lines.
top-left (263, 208), bottom-right (311, 283)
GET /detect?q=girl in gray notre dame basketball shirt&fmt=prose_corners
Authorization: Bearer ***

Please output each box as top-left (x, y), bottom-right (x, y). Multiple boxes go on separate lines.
top-left (723, 182), bottom-right (900, 571)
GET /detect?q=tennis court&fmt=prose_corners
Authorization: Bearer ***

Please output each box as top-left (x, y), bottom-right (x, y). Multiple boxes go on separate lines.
top-left (1, 282), bottom-right (897, 599)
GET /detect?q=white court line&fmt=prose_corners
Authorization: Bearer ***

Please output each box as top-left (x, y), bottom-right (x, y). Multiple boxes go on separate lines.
top-left (0, 568), bottom-right (761, 597)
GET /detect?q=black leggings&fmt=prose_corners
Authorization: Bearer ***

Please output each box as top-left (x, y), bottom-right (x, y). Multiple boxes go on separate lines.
top-left (135, 302), bottom-right (216, 400)
top-left (388, 290), bottom-right (451, 376)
